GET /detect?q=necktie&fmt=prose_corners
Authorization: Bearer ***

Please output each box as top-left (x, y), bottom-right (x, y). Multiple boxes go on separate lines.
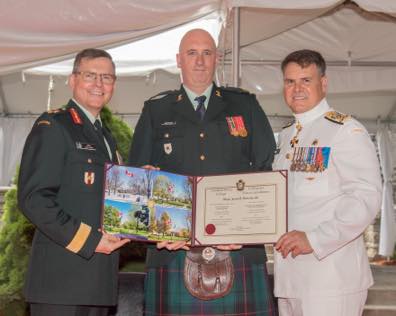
top-left (195, 95), bottom-right (206, 121)
top-left (94, 119), bottom-right (107, 147)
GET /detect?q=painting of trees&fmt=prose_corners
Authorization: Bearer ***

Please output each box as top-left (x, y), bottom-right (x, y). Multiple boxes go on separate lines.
top-left (158, 212), bottom-right (172, 236)
top-left (153, 175), bottom-right (173, 200)
top-left (103, 205), bottom-right (121, 229)
top-left (107, 168), bottom-right (123, 194)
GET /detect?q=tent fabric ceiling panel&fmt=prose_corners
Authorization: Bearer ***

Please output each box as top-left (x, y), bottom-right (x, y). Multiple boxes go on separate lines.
top-left (0, 0), bottom-right (221, 75)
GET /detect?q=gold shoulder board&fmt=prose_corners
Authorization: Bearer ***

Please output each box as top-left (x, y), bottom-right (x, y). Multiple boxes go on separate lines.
top-left (324, 111), bottom-right (351, 125)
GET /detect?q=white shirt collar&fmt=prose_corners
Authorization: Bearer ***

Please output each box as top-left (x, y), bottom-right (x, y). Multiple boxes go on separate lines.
top-left (294, 98), bottom-right (330, 125)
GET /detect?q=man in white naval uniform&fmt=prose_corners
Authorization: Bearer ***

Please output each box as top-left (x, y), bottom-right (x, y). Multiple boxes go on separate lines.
top-left (273, 49), bottom-right (382, 316)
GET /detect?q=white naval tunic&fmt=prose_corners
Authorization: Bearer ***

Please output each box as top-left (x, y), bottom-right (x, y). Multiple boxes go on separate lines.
top-left (273, 98), bottom-right (382, 298)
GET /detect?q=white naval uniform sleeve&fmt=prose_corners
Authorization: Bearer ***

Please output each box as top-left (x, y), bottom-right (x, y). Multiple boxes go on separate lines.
top-left (306, 120), bottom-right (382, 260)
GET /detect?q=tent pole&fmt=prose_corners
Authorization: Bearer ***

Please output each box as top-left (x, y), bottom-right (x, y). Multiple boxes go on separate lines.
top-left (232, 7), bottom-right (240, 87)
top-left (47, 75), bottom-right (54, 111)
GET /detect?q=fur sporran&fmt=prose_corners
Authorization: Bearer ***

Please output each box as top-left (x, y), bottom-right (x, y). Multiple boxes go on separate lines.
top-left (183, 247), bottom-right (234, 300)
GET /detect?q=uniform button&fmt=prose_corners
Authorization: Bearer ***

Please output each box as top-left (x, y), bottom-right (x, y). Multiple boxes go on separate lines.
top-left (164, 133), bottom-right (170, 138)
top-left (199, 132), bottom-right (205, 138)
top-left (285, 153), bottom-right (291, 160)
top-left (87, 158), bottom-right (93, 163)
top-left (200, 155), bottom-right (205, 161)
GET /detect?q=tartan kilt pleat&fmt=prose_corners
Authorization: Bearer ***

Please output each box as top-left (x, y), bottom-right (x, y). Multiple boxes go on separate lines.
top-left (144, 250), bottom-right (277, 316)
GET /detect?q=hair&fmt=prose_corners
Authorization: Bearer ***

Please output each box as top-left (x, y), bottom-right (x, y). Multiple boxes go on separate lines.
top-left (281, 49), bottom-right (326, 76)
top-left (72, 48), bottom-right (115, 73)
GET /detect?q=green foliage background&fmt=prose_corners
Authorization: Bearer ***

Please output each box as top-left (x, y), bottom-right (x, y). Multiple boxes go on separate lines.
top-left (0, 106), bottom-right (134, 315)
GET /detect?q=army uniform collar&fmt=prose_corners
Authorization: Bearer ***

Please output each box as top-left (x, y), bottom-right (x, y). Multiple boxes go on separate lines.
top-left (294, 98), bottom-right (330, 126)
top-left (72, 98), bottom-right (103, 126)
top-left (183, 84), bottom-right (213, 111)
top-left (173, 83), bottom-right (226, 123)
top-left (67, 100), bottom-right (114, 160)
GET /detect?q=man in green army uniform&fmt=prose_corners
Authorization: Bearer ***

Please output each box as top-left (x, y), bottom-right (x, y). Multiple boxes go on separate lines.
top-left (18, 49), bottom-right (129, 316)
top-left (128, 29), bottom-right (277, 316)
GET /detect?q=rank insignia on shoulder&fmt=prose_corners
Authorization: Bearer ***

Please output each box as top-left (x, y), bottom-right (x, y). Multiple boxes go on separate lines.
top-left (282, 120), bottom-right (294, 129)
top-left (46, 108), bottom-right (64, 114)
top-left (69, 108), bottom-right (83, 125)
top-left (325, 111), bottom-right (350, 125)
top-left (84, 171), bottom-right (95, 185)
top-left (37, 120), bottom-right (51, 126)
top-left (226, 116), bottom-right (248, 137)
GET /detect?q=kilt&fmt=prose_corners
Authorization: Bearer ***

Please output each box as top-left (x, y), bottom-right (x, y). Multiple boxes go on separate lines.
top-left (144, 250), bottom-right (277, 316)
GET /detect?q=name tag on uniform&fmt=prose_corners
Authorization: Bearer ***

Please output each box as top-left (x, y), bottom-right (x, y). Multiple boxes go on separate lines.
top-left (161, 121), bottom-right (176, 126)
top-left (76, 142), bottom-right (96, 151)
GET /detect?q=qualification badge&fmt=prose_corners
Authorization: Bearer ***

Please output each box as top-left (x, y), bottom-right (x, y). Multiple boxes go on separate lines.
top-left (164, 143), bottom-right (172, 154)
top-left (84, 171), bottom-right (95, 185)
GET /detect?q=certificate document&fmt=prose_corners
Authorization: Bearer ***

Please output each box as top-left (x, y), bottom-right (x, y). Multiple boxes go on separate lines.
top-left (102, 164), bottom-right (287, 245)
top-left (193, 171), bottom-right (287, 245)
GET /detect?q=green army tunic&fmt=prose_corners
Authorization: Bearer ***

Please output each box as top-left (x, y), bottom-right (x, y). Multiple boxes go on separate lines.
top-left (129, 84), bottom-right (277, 315)
top-left (18, 100), bottom-right (119, 306)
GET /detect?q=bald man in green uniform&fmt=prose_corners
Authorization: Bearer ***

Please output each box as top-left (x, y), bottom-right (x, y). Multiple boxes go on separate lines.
top-left (129, 29), bottom-right (277, 316)
top-left (18, 48), bottom-right (129, 316)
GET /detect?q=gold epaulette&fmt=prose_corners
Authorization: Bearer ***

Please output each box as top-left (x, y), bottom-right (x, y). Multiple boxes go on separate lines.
top-left (282, 120), bottom-right (294, 129)
top-left (324, 111), bottom-right (351, 125)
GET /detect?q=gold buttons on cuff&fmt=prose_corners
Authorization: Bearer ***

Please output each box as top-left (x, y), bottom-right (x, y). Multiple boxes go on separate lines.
top-left (200, 155), bottom-right (205, 161)
top-left (199, 132), bottom-right (205, 138)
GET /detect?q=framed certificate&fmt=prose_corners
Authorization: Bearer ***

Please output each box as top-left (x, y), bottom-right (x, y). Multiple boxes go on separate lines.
top-left (102, 164), bottom-right (287, 245)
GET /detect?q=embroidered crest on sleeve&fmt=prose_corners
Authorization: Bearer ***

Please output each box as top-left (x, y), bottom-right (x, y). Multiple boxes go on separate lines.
top-left (324, 111), bottom-right (351, 125)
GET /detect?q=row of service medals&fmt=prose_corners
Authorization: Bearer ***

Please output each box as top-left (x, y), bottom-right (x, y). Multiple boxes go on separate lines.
top-left (289, 146), bottom-right (330, 172)
top-left (288, 121), bottom-right (330, 172)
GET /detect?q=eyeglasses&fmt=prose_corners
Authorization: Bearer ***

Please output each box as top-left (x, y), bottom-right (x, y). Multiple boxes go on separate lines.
top-left (74, 71), bottom-right (116, 84)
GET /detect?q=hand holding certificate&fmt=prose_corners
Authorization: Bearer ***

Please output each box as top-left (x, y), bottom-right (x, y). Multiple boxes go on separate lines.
top-left (102, 164), bottom-right (287, 245)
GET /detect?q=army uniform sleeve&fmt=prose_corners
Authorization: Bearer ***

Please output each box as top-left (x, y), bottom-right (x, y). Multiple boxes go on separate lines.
top-left (249, 95), bottom-right (276, 171)
top-left (128, 101), bottom-right (154, 166)
top-left (18, 114), bottom-right (102, 259)
top-left (306, 120), bottom-right (382, 260)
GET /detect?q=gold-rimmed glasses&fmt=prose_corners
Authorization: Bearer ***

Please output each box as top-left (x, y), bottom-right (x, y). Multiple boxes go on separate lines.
top-left (74, 71), bottom-right (116, 85)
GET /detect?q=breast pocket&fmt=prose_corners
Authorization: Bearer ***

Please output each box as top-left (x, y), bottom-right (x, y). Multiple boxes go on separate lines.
top-left (293, 172), bottom-right (329, 197)
top-left (64, 150), bottom-right (106, 193)
top-left (153, 127), bottom-right (184, 169)
top-left (217, 121), bottom-right (250, 166)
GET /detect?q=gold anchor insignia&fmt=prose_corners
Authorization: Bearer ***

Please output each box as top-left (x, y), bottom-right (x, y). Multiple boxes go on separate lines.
top-left (290, 121), bottom-right (302, 148)
top-left (177, 94), bottom-right (183, 101)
